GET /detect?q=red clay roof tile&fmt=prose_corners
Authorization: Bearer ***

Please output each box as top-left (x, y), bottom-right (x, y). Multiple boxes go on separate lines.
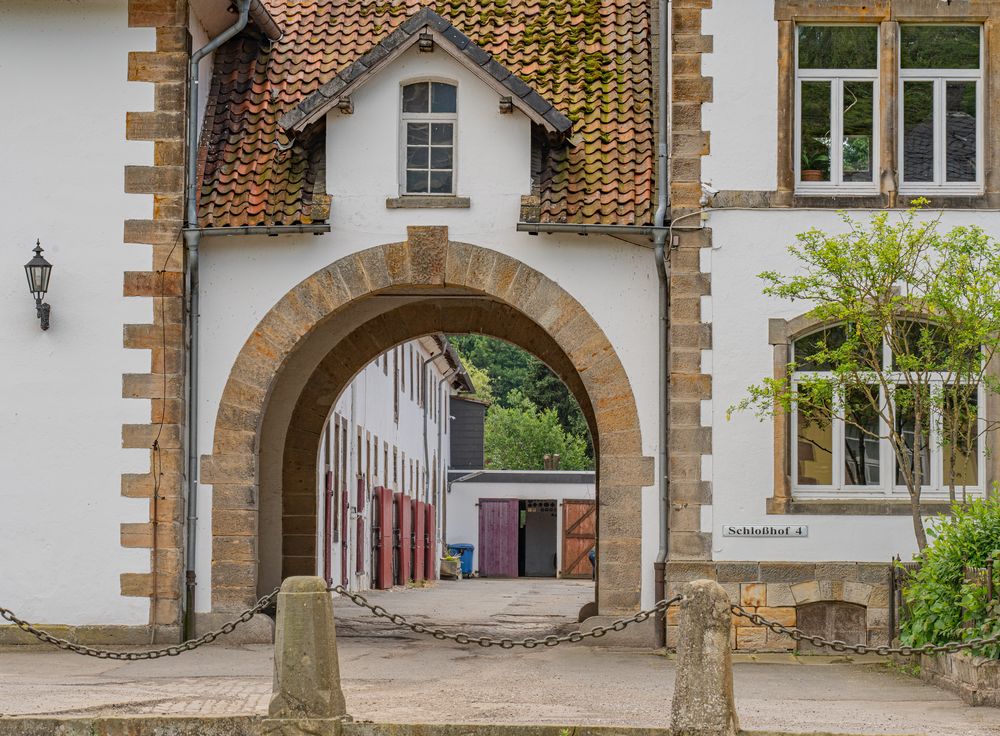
top-left (198, 0), bottom-right (653, 228)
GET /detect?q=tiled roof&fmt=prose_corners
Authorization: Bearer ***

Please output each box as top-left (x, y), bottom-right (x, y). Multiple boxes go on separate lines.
top-left (198, 0), bottom-right (653, 228)
top-left (279, 8), bottom-right (573, 136)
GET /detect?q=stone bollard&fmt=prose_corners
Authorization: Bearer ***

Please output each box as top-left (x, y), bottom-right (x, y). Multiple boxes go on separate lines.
top-left (268, 576), bottom-right (347, 726)
top-left (670, 579), bottom-right (739, 736)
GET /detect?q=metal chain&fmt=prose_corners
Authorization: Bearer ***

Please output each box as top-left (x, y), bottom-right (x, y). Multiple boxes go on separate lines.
top-left (329, 584), bottom-right (681, 648)
top-left (731, 603), bottom-right (1000, 656)
top-left (0, 588), bottom-right (280, 660)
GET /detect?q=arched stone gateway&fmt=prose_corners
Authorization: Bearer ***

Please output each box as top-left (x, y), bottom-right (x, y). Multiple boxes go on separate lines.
top-left (202, 227), bottom-right (652, 622)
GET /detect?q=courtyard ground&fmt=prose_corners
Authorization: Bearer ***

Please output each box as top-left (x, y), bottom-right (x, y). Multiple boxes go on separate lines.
top-left (0, 579), bottom-right (996, 735)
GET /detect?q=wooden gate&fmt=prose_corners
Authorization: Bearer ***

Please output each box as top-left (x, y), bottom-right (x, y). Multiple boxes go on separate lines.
top-left (425, 503), bottom-right (436, 580)
top-left (478, 498), bottom-right (519, 577)
top-left (413, 500), bottom-right (426, 581)
top-left (560, 499), bottom-right (596, 578)
top-left (322, 470), bottom-right (334, 584)
top-left (395, 492), bottom-right (412, 584)
top-left (355, 476), bottom-right (366, 577)
top-left (373, 487), bottom-right (393, 589)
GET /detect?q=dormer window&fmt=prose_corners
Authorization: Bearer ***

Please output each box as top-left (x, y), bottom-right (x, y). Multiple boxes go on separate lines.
top-left (401, 81), bottom-right (457, 195)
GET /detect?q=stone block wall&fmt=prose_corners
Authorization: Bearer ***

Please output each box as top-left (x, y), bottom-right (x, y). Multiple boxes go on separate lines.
top-left (664, 561), bottom-right (891, 652)
top-left (121, 0), bottom-right (191, 641)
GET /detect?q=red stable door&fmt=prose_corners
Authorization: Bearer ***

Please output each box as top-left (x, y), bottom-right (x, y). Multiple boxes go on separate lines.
top-left (413, 501), bottom-right (426, 581)
top-left (374, 487), bottom-right (394, 589)
top-left (395, 492), bottom-right (412, 585)
top-left (341, 477), bottom-right (350, 586)
top-left (356, 477), bottom-right (366, 577)
top-left (323, 470), bottom-right (334, 584)
top-left (425, 503), bottom-right (436, 580)
top-left (478, 498), bottom-right (519, 577)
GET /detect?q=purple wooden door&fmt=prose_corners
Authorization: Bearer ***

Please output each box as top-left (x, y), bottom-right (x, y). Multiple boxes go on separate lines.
top-left (478, 498), bottom-right (519, 577)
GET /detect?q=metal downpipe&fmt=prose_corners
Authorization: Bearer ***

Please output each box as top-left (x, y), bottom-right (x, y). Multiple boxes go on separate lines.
top-left (652, 0), bottom-right (671, 648)
top-left (183, 0), bottom-right (251, 641)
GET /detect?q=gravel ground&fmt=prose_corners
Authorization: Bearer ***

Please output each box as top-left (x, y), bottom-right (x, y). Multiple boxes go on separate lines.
top-left (0, 579), bottom-right (996, 735)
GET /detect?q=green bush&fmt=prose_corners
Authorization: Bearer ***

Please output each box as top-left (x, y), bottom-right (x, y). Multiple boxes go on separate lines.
top-left (901, 496), bottom-right (1000, 658)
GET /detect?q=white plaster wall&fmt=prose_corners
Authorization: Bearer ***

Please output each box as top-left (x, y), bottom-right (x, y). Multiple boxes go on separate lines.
top-left (196, 44), bottom-right (661, 609)
top-left (706, 208), bottom-right (1000, 563)
top-left (319, 339), bottom-right (456, 591)
top-left (0, 1), bottom-right (154, 625)
top-left (447, 476), bottom-right (596, 573)
top-left (701, 2), bottom-right (778, 192)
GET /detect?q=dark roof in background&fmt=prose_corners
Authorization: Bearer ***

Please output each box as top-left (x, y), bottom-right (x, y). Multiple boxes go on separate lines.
top-left (197, 0), bottom-right (654, 228)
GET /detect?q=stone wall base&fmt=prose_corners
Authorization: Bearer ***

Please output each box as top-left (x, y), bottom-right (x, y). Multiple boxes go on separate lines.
top-left (195, 611), bottom-right (275, 644)
top-left (920, 651), bottom-right (1000, 706)
top-left (0, 624), bottom-right (179, 647)
top-left (664, 561), bottom-right (891, 652)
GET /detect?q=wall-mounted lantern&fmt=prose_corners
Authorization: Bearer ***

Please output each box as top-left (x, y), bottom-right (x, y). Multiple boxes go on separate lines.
top-left (24, 240), bottom-right (52, 331)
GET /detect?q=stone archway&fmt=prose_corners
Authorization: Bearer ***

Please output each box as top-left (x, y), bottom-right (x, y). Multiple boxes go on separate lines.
top-left (202, 227), bottom-right (652, 619)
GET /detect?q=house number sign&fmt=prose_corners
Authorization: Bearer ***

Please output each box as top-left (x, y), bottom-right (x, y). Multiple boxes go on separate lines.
top-left (722, 524), bottom-right (808, 538)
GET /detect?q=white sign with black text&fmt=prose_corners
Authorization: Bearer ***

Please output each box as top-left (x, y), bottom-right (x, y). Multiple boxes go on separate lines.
top-left (722, 524), bottom-right (808, 538)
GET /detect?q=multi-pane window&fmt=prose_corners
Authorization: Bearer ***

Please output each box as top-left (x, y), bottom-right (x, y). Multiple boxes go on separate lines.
top-left (796, 26), bottom-right (879, 192)
top-left (791, 324), bottom-right (984, 497)
top-left (401, 81), bottom-right (457, 195)
top-left (899, 25), bottom-right (982, 192)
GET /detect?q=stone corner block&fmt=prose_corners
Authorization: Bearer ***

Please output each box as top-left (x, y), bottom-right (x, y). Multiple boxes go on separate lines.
top-left (791, 580), bottom-right (821, 605)
top-left (600, 455), bottom-right (655, 486)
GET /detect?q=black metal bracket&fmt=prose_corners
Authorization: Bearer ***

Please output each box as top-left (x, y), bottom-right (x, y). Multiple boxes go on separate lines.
top-left (35, 300), bottom-right (50, 331)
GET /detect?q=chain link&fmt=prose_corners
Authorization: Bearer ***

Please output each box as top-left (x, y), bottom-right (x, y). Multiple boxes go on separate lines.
top-left (731, 603), bottom-right (1000, 656)
top-left (0, 588), bottom-right (279, 660)
top-left (329, 584), bottom-right (681, 648)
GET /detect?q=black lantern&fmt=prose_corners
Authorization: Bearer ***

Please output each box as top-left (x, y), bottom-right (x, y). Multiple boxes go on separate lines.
top-left (24, 240), bottom-right (52, 330)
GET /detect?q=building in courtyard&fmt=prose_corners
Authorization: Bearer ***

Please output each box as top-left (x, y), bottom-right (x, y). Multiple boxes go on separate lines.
top-left (1, 0), bottom-right (997, 650)
top-left (261, 335), bottom-right (472, 596)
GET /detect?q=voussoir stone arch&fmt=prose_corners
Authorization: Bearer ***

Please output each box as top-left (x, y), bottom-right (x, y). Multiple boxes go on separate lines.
top-left (202, 226), bottom-right (652, 617)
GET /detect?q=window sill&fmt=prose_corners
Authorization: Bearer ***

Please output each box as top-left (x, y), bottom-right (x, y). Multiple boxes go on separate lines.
top-left (766, 497), bottom-right (957, 516)
top-left (791, 193), bottom-right (886, 208)
top-left (386, 196), bottom-right (470, 209)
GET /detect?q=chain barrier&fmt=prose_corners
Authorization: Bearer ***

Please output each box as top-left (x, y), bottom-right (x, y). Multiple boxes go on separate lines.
top-left (731, 603), bottom-right (1000, 656)
top-left (329, 584), bottom-right (682, 648)
top-left (0, 587), bottom-right (280, 660)
top-left (8, 584), bottom-right (990, 659)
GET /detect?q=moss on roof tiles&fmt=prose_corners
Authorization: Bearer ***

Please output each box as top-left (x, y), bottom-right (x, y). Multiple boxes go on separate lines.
top-left (198, 0), bottom-right (652, 227)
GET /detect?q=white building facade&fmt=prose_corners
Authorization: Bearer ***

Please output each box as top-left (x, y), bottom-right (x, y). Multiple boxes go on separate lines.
top-left (2, 0), bottom-right (995, 651)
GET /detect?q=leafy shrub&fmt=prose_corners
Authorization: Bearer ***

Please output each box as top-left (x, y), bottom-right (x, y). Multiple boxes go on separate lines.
top-left (901, 496), bottom-right (1000, 658)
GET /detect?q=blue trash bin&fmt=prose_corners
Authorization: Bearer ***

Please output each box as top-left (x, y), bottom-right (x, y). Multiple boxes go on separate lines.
top-left (447, 543), bottom-right (474, 576)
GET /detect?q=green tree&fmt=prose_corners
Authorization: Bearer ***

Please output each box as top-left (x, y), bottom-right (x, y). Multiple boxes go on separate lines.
top-left (484, 390), bottom-right (592, 470)
top-left (451, 334), bottom-right (593, 457)
top-left (454, 347), bottom-right (494, 404)
top-left (450, 335), bottom-right (532, 405)
top-left (730, 203), bottom-right (1000, 550)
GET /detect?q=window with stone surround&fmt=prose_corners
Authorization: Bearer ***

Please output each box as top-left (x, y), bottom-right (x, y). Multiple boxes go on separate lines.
top-left (768, 315), bottom-right (998, 514)
top-left (791, 323), bottom-right (986, 499)
top-left (899, 25), bottom-right (983, 194)
top-left (795, 25), bottom-right (879, 193)
top-left (774, 1), bottom-right (1000, 206)
top-left (400, 81), bottom-right (457, 195)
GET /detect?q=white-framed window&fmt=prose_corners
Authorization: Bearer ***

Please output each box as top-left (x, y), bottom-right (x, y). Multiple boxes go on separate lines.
top-left (400, 80), bottom-right (457, 195)
top-left (899, 25), bottom-right (983, 194)
top-left (795, 25), bottom-right (879, 194)
top-left (790, 324), bottom-right (986, 499)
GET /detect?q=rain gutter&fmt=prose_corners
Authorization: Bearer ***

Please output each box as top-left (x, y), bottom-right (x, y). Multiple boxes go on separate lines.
top-left (652, 0), bottom-right (672, 649)
top-left (182, 0), bottom-right (251, 641)
top-left (190, 224), bottom-right (331, 237)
